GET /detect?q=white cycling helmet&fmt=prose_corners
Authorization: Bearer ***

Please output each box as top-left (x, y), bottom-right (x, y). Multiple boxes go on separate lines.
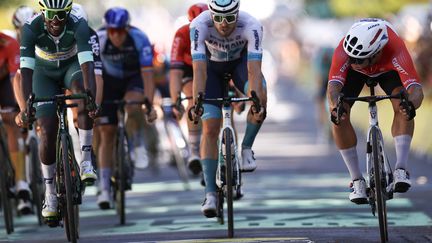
top-left (12, 6), bottom-right (36, 28)
top-left (343, 18), bottom-right (389, 59)
top-left (71, 3), bottom-right (88, 21)
top-left (208, 0), bottom-right (239, 15)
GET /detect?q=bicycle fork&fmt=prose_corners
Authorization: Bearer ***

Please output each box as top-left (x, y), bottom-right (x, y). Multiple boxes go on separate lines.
top-left (217, 106), bottom-right (241, 189)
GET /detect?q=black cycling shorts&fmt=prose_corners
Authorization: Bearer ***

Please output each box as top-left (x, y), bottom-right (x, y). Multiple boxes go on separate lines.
top-left (341, 69), bottom-right (403, 107)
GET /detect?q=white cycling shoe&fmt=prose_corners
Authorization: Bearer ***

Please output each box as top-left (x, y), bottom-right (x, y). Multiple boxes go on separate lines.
top-left (349, 178), bottom-right (368, 204)
top-left (241, 148), bottom-right (257, 172)
top-left (201, 192), bottom-right (217, 218)
top-left (80, 160), bottom-right (97, 184)
top-left (42, 193), bottom-right (58, 218)
top-left (133, 145), bottom-right (149, 169)
top-left (97, 190), bottom-right (112, 210)
top-left (393, 168), bottom-right (411, 193)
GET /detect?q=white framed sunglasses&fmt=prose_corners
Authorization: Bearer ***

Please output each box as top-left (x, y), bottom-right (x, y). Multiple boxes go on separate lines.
top-left (212, 13), bottom-right (237, 24)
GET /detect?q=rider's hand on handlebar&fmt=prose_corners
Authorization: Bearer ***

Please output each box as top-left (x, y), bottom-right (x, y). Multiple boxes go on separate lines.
top-left (173, 103), bottom-right (185, 120)
top-left (251, 105), bottom-right (266, 123)
top-left (188, 104), bottom-right (203, 124)
top-left (15, 109), bottom-right (35, 128)
top-left (330, 93), bottom-right (347, 125)
top-left (145, 106), bottom-right (157, 123)
top-left (399, 101), bottom-right (416, 121)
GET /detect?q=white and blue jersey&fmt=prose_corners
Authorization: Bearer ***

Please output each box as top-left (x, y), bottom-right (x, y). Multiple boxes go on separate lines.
top-left (97, 26), bottom-right (153, 78)
top-left (190, 10), bottom-right (263, 62)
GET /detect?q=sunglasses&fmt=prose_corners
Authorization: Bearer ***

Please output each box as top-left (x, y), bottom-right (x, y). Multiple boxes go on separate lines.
top-left (43, 8), bottom-right (71, 21)
top-left (107, 28), bottom-right (128, 35)
top-left (212, 14), bottom-right (237, 24)
top-left (348, 56), bottom-right (368, 65)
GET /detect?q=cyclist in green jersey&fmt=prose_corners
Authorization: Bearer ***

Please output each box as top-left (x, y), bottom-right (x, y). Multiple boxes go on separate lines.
top-left (15, 0), bottom-right (98, 220)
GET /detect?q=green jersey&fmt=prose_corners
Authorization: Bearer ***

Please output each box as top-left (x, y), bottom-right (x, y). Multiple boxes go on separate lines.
top-left (20, 13), bottom-right (93, 69)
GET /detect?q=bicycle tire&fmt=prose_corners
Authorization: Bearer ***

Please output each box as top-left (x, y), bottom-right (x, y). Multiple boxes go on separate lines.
top-left (28, 138), bottom-right (44, 225)
top-left (116, 128), bottom-right (126, 225)
top-left (217, 188), bottom-right (224, 225)
top-left (0, 138), bottom-right (14, 234)
top-left (223, 128), bottom-right (234, 238)
top-left (165, 120), bottom-right (189, 188)
top-left (61, 136), bottom-right (77, 243)
top-left (371, 127), bottom-right (388, 243)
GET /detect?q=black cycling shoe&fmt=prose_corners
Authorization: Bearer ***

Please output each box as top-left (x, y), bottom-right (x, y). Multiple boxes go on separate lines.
top-left (188, 157), bottom-right (202, 175)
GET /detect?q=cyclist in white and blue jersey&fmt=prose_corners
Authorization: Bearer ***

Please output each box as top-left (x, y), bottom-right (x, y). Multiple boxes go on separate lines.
top-left (189, 0), bottom-right (267, 218)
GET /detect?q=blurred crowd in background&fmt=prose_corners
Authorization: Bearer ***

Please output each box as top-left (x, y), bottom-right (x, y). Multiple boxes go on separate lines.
top-left (1, 0), bottom-right (432, 97)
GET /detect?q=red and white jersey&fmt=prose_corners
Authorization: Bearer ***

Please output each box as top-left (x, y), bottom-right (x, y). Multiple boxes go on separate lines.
top-left (328, 24), bottom-right (420, 89)
top-left (170, 24), bottom-right (192, 69)
top-left (0, 32), bottom-right (19, 80)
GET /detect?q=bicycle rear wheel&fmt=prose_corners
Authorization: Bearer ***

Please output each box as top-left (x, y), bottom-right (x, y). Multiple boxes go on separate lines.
top-left (371, 127), bottom-right (388, 243)
top-left (116, 128), bottom-right (127, 225)
top-left (61, 136), bottom-right (78, 243)
top-left (0, 139), bottom-right (14, 234)
top-left (28, 137), bottom-right (44, 225)
top-left (223, 128), bottom-right (234, 238)
top-left (165, 120), bottom-right (189, 188)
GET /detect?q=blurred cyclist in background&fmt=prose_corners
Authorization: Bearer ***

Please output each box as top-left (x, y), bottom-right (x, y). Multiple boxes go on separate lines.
top-left (313, 46), bottom-right (333, 144)
top-left (169, 3), bottom-right (208, 175)
top-left (0, 5), bottom-right (36, 215)
top-left (328, 18), bottom-right (424, 204)
top-left (96, 7), bottom-right (156, 209)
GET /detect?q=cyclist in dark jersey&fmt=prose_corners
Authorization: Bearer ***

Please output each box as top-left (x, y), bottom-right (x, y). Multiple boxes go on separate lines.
top-left (95, 7), bottom-right (156, 209)
top-left (15, 0), bottom-right (98, 220)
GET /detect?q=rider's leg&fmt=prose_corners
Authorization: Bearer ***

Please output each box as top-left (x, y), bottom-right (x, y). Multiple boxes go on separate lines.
top-left (183, 81), bottom-right (202, 173)
top-left (38, 117), bottom-right (59, 217)
top-left (240, 78), bottom-right (268, 172)
top-left (69, 79), bottom-right (97, 183)
top-left (200, 112), bottom-right (221, 218)
top-left (123, 90), bottom-right (149, 169)
top-left (96, 124), bottom-right (116, 209)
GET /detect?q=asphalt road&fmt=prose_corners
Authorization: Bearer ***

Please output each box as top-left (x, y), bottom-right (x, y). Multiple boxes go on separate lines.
top-left (1, 80), bottom-right (432, 243)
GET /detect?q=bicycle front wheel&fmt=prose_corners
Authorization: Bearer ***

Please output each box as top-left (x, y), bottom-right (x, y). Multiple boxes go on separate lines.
top-left (371, 127), bottom-right (388, 243)
top-left (61, 136), bottom-right (78, 243)
top-left (0, 139), bottom-right (14, 234)
top-left (116, 128), bottom-right (127, 225)
top-left (28, 137), bottom-right (44, 225)
top-left (223, 128), bottom-right (234, 238)
top-left (165, 120), bottom-right (189, 188)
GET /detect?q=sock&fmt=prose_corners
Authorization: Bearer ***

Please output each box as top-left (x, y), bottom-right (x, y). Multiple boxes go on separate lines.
top-left (79, 129), bottom-right (93, 162)
top-left (394, 135), bottom-right (412, 170)
top-left (201, 159), bottom-right (218, 193)
top-left (99, 168), bottom-right (112, 191)
top-left (41, 163), bottom-right (56, 195)
top-left (189, 129), bottom-right (201, 157)
top-left (340, 146), bottom-right (362, 180)
top-left (241, 121), bottom-right (262, 149)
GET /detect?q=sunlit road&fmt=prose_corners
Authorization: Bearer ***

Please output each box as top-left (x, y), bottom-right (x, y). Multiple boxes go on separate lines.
top-left (2, 80), bottom-right (432, 243)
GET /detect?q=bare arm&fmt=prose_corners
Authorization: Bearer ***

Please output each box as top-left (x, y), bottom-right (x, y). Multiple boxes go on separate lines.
top-left (247, 60), bottom-right (264, 102)
top-left (169, 69), bottom-right (184, 103)
top-left (141, 68), bottom-right (155, 104)
top-left (192, 60), bottom-right (207, 102)
top-left (327, 81), bottom-right (343, 110)
top-left (80, 62), bottom-right (96, 97)
top-left (12, 71), bottom-right (26, 111)
top-left (95, 74), bottom-right (103, 106)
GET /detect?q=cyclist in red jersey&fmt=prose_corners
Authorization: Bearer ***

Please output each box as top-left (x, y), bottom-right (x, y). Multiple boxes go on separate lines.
top-left (327, 18), bottom-right (424, 204)
top-left (0, 31), bottom-right (32, 214)
top-left (169, 3), bottom-right (208, 175)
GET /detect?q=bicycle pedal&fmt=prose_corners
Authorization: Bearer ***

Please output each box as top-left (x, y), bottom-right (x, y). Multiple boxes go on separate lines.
top-left (82, 179), bottom-right (96, 186)
top-left (44, 217), bottom-right (59, 227)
